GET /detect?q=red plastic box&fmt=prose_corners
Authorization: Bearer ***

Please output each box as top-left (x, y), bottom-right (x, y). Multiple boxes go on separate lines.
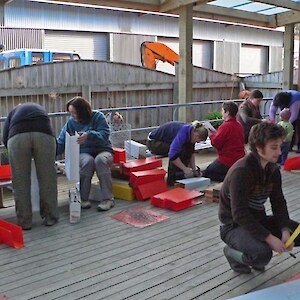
top-left (113, 147), bottom-right (126, 164)
top-left (0, 165), bottom-right (12, 181)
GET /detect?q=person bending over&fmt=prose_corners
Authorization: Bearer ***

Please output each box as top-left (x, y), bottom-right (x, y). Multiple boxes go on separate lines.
top-left (269, 90), bottom-right (300, 153)
top-left (146, 121), bottom-right (185, 156)
top-left (167, 121), bottom-right (208, 186)
top-left (237, 89), bottom-right (264, 144)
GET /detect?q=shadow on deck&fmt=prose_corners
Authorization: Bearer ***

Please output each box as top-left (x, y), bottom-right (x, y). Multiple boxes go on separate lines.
top-left (0, 151), bottom-right (300, 300)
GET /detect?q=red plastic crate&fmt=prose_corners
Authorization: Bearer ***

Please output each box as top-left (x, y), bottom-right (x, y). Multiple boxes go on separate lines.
top-left (0, 165), bottom-right (12, 181)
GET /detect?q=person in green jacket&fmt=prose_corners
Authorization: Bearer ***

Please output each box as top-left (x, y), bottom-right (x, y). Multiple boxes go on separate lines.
top-left (277, 108), bottom-right (294, 166)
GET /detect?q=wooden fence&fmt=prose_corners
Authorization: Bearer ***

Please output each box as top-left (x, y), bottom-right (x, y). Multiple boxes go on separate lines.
top-left (0, 60), bottom-right (241, 133)
top-left (0, 59), bottom-right (293, 139)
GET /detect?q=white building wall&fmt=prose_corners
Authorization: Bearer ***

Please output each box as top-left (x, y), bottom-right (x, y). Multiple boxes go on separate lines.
top-left (4, 0), bottom-right (283, 47)
top-left (3, 0), bottom-right (284, 74)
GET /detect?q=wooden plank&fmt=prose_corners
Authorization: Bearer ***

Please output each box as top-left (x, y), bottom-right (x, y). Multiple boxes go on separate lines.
top-left (0, 153), bottom-right (300, 299)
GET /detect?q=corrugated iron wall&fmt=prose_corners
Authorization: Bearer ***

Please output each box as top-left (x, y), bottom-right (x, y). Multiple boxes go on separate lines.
top-left (0, 27), bottom-right (43, 50)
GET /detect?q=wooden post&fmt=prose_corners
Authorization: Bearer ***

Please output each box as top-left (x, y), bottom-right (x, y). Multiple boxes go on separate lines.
top-left (81, 85), bottom-right (91, 103)
top-left (283, 24), bottom-right (294, 90)
top-left (0, 0), bottom-right (4, 27)
top-left (178, 4), bottom-right (193, 122)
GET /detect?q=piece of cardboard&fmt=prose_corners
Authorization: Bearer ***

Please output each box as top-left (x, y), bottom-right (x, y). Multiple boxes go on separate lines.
top-left (65, 132), bottom-right (80, 181)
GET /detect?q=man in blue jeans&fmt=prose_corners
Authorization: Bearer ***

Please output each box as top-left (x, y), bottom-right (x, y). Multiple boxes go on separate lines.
top-left (219, 122), bottom-right (300, 273)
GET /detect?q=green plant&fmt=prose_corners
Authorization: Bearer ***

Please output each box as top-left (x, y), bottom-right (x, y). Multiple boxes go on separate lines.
top-left (205, 111), bottom-right (223, 129)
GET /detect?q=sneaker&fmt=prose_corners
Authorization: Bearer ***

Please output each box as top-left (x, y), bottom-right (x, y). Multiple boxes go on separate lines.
top-left (97, 199), bottom-right (115, 211)
top-left (81, 200), bottom-right (91, 209)
top-left (223, 246), bottom-right (251, 274)
top-left (42, 218), bottom-right (58, 227)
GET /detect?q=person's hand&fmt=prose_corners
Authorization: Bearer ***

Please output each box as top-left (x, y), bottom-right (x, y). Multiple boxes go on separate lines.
top-left (282, 230), bottom-right (294, 251)
top-left (265, 234), bottom-right (287, 253)
top-left (193, 166), bottom-right (202, 177)
top-left (77, 131), bottom-right (88, 144)
top-left (184, 167), bottom-right (194, 178)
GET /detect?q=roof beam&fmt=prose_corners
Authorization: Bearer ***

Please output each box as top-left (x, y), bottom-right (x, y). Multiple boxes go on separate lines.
top-left (193, 4), bottom-right (272, 28)
top-left (160, 0), bottom-right (211, 13)
top-left (274, 10), bottom-right (300, 27)
top-left (47, 0), bottom-right (161, 11)
top-left (252, 0), bottom-right (300, 12)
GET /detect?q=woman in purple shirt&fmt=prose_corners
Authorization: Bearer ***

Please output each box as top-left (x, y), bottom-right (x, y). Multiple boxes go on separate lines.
top-left (269, 90), bottom-right (300, 152)
top-left (167, 121), bottom-right (208, 186)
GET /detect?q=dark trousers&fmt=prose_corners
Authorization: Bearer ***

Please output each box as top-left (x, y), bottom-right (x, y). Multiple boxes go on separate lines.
top-left (146, 139), bottom-right (170, 156)
top-left (202, 159), bottom-right (229, 182)
top-left (220, 216), bottom-right (300, 267)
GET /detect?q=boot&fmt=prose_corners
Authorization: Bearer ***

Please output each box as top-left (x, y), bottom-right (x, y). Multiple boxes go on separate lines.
top-left (223, 246), bottom-right (251, 274)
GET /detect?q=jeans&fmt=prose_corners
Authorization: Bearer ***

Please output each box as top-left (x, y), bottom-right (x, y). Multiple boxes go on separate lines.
top-left (79, 152), bottom-right (113, 201)
top-left (220, 216), bottom-right (300, 266)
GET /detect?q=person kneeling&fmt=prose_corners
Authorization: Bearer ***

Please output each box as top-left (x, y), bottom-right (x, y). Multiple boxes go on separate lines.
top-left (167, 121), bottom-right (208, 186)
top-left (219, 122), bottom-right (300, 273)
top-left (203, 101), bottom-right (245, 182)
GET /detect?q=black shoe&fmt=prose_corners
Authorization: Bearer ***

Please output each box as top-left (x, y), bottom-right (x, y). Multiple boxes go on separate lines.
top-left (296, 149), bottom-right (300, 154)
top-left (223, 246), bottom-right (251, 274)
top-left (42, 218), bottom-right (58, 227)
top-left (252, 265), bottom-right (265, 271)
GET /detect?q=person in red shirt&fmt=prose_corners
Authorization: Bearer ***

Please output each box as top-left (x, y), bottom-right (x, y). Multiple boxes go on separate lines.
top-left (203, 101), bottom-right (245, 182)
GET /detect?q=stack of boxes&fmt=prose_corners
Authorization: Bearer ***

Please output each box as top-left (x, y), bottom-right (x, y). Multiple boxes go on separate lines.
top-left (129, 169), bottom-right (168, 201)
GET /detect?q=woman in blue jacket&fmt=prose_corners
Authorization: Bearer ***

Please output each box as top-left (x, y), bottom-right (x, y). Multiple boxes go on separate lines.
top-left (57, 97), bottom-right (114, 211)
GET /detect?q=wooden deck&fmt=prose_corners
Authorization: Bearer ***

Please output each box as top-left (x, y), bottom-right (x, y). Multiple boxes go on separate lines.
top-left (0, 151), bottom-right (300, 300)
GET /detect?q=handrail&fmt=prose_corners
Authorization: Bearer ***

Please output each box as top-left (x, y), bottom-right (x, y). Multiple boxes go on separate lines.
top-left (0, 98), bottom-right (273, 123)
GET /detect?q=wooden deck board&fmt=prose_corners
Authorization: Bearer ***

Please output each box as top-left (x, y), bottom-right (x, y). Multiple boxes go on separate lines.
top-left (1, 153), bottom-right (300, 300)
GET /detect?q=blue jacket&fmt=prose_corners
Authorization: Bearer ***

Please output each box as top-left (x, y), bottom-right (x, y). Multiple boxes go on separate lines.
top-left (149, 121), bottom-right (185, 143)
top-left (168, 124), bottom-right (193, 160)
top-left (57, 111), bottom-right (113, 155)
top-left (269, 90), bottom-right (300, 123)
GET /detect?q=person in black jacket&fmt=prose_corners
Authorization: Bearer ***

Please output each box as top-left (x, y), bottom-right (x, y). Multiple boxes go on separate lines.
top-left (219, 122), bottom-right (300, 273)
top-left (3, 103), bottom-right (58, 230)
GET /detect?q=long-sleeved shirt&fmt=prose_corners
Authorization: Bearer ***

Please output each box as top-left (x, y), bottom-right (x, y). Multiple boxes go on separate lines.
top-left (269, 90), bottom-right (300, 123)
top-left (237, 99), bottom-right (262, 143)
top-left (218, 152), bottom-right (290, 241)
top-left (210, 117), bottom-right (245, 167)
top-left (56, 110), bottom-right (113, 155)
top-left (168, 124), bottom-right (193, 160)
top-left (2, 102), bottom-right (53, 147)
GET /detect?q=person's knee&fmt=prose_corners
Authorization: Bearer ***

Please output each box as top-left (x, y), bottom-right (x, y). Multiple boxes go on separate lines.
top-left (245, 246), bottom-right (272, 266)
